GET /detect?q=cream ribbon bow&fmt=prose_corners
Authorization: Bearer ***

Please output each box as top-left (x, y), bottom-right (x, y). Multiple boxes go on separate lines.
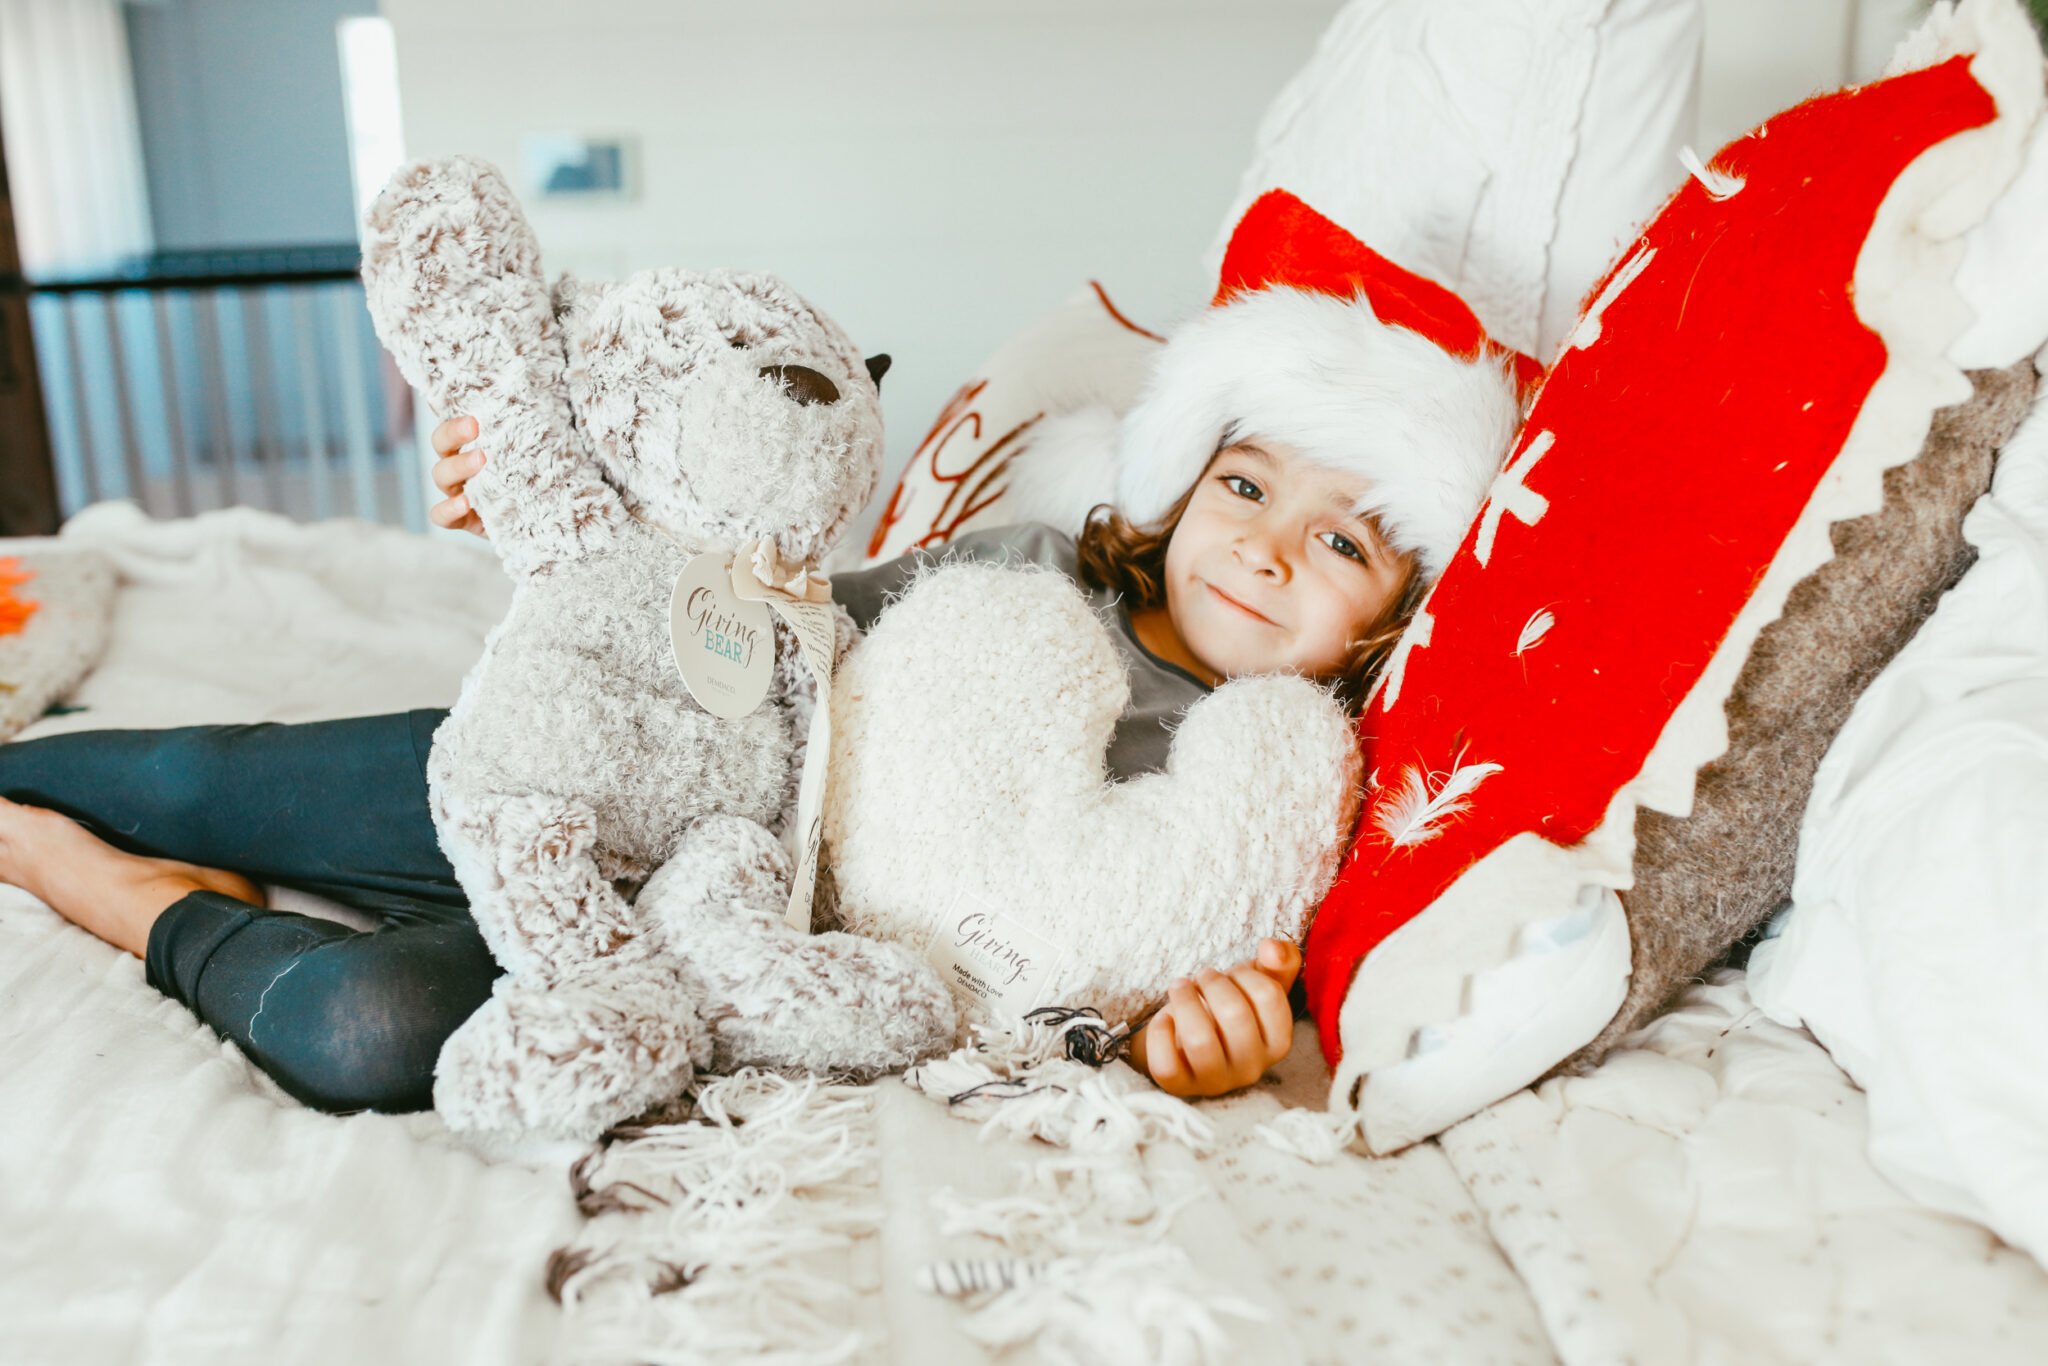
top-left (728, 536), bottom-right (837, 933)
top-left (731, 537), bottom-right (832, 606)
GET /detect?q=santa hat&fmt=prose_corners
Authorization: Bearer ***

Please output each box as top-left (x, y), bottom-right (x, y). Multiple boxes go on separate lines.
top-left (1115, 190), bottom-right (1540, 576)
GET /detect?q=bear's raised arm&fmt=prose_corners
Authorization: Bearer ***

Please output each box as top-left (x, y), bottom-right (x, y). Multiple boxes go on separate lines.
top-left (362, 156), bottom-right (626, 575)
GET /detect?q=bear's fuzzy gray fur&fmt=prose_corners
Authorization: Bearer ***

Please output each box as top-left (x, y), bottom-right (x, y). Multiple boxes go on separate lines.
top-left (362, 157), bottom-right (954, 1143)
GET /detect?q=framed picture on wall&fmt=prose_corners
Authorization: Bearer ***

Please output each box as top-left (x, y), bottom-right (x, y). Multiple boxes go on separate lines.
top-left (521, 135), bottom-right (638, 200)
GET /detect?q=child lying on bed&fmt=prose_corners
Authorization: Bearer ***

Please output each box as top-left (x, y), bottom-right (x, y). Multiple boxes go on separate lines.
top-left (0, 277), bottom-right (1519, 1117)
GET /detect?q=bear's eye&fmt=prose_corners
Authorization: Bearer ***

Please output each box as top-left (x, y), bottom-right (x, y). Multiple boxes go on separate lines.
top-left (760, 364), bottom-right (839, 406)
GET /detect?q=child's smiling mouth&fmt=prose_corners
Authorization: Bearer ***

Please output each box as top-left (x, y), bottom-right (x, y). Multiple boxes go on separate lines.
top-left (1204, 580), bottom-right (1279, 627)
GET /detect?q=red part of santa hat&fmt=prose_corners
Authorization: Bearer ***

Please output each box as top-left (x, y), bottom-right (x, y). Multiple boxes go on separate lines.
top-left (1115, 190), bottom-right (1540, 577)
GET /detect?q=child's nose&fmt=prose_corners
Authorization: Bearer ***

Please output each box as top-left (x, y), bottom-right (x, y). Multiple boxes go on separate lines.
top-left (1234, 524), bottom-right (1290, 579)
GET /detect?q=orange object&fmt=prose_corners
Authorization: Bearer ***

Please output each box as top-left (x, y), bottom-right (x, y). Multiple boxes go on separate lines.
top-left (0, 557), bottom-right (39, 638)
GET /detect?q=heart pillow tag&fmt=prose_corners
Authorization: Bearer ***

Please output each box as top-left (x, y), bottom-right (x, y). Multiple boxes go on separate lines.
top-left (922, 890), bottom-right (1074, 1025)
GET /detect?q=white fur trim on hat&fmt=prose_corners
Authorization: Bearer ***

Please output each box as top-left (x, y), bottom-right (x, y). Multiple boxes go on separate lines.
top-left (1114, 287), bottom-right (1522, 576)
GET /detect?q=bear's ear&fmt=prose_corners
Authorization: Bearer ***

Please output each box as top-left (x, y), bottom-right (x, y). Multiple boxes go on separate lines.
top-left (865, 353), bottom-right (892, 390)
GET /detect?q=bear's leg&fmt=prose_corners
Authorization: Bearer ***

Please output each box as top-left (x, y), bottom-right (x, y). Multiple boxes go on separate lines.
top-left (637, 815), bottom-right (958, 1079)
top-left (433, 937), bottom-right (707, 1142)
top-left (433, 788), bottom-right (637, 981)
top-left (429, 788), bottom-right (706, 1140)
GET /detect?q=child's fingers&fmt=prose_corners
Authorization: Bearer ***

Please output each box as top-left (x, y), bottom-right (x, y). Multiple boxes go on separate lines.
top-left (429, 496), bottom-right (492, 540)
top-left (1253, 937), bottom-right (1302, 989)
top-left (431, 414), bottom-right (478, 457)
top-left (1166, 978), bottom-right (1227, 1079)
top-left (1143, 1012), bottom-right (1194, 1095)
top-left (1193, 969), bottom-right (1259, 1061)
top-left (429, 492), bottom-right (472, 530)
top-left (430, 447), bottom-right (485, 499)
top-left (1224, 962), bottom-right (1295, 1063)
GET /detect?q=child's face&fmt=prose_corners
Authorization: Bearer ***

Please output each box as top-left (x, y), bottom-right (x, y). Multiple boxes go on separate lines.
top-left (1161, 438), bottom-right (1410, 683)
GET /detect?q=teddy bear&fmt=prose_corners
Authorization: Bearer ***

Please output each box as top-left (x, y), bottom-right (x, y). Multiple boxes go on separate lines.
top-left (822, 559), bottom-right (1365, 1041)
top-left (360, 156), bottom-right (956, 1143)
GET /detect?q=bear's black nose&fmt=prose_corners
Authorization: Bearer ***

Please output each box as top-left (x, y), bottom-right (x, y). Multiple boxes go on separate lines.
top-left (760, 364), bottom-right (839, 406)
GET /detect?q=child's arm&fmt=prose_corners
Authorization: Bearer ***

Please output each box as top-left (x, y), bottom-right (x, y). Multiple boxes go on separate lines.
top-left (1127, 938), bottom-right (1299, 1098)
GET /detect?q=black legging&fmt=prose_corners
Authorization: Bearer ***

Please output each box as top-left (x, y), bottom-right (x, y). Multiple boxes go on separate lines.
top-left (0, 709), bottom-right (495, 1115)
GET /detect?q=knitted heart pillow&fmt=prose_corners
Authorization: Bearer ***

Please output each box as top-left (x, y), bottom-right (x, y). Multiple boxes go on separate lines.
top-left (824, 561), bottom-right (1359, 1038)
top-left (1303, 0), bottom-right (2047, 1154)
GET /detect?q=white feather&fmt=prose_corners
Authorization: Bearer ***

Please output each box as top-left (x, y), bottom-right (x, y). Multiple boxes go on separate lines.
top-left (1375, 761), bottom-right (1503, 847)
top-left (1515, 609), bottom-right (1555, 655)
top-left (1568, 246), bottom-right (1655, 352)
top-left (1678, 145), bottom-right (1744, 201)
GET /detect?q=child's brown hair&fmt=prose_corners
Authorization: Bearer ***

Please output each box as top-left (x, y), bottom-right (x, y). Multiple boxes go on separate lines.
top-left (1074, 479), bottom-right (1423, 712)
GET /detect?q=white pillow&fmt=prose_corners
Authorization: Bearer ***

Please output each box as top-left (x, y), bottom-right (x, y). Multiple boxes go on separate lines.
top-left (1749, 346), bottom-right (2048, 1267)
top-left (1953, 102), bottom-right (2048, 369)
top-left (1207, 0), bottom-right (1702, 360)
top-left (862, 0), bottom-right (1708, 565)
top-left (856, 282), bottom-right (1161, 567)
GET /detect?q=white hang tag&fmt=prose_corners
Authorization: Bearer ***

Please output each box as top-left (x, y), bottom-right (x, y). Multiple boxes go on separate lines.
top-left (669, 552), bottom-right (774, 720)
top-left (727, 544), bottom-right (839, 934)
top-left (922, 890), bottom-right (1072, 1024)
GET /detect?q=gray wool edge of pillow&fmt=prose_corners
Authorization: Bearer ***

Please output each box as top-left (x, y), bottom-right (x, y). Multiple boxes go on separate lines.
top-left (1553, 357), bottom-right (2041, 1077)
top-left (0, 548), bottom-right (119, 745)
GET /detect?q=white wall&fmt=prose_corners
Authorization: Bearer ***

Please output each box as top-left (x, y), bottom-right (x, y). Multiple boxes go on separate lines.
top-left (126, 0), bottom-right (380, 251)
top-left (378, 0), bottom-right (1953, 548)
top-left (378, 0), bottom-right (1346, 544)
top-left (1699, 0), bottom-right (1929, 151)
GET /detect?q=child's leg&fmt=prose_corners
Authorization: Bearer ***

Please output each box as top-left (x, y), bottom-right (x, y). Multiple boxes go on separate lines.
top-left (0, 710), bottom-right (498, 1113)
top-left (0, 794), bottom-right (262, 955)
top-left (0, 799), bottom-right (498, 1113)
top-left (147, 889), bottom-right (500, 1114)
top-left (0, 709), bottom-right (463, 920)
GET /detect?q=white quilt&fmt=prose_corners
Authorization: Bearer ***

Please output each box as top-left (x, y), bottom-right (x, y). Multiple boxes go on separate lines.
top-left (3, 503), bottom-right (2045, 1366)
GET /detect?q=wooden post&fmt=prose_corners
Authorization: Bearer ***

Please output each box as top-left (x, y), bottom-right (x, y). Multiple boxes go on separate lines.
top-left (0, 96), bottom-right (61, 536)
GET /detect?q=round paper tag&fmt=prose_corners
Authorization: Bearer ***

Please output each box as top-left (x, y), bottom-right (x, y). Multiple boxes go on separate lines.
top-left (669, 552), bottom-right (773, 719)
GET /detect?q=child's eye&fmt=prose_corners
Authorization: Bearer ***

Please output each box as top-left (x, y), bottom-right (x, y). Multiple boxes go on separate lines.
top-left (1220, 474), bottom-right (1264, 502)
top-left (1320, 531), bottom-right (1368, 563)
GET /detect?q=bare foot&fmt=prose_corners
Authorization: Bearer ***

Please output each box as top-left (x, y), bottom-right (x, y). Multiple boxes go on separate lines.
top-left (0, 796), bottom-right (267, 958)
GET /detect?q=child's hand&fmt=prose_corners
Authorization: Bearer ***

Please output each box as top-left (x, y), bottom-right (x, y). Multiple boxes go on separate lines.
top-left (429, 415), bottom-right (490, 538)
top-left (1129, 938), bottom-right (1299, 1098)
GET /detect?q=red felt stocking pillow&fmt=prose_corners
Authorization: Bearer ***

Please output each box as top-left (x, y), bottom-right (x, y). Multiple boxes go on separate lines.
top-left (1302, 0), bottom-right (2047, 1153)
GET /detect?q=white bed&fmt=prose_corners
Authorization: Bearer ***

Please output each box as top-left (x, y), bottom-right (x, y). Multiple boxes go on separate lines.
top-left (4, 502), bottom-right (2047, 1365)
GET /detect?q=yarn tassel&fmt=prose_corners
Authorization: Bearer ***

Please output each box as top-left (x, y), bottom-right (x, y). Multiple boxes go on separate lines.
top-left (918, 1258), bottom-right (1049, 1297)
top-left (552, 1069), bottom-right (881, 1366)
top-left (904, 1008), bottom-right (1213, 1155)
top-left (1253, 1107), bottom-right (1363, 1165)
top-left (951, 1247), bottom-right (1268, 1366)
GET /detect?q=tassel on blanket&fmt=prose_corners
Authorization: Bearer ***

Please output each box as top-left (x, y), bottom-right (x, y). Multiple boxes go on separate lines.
top-left (904, 1006), bottom-right (1213, 1155)
top-left (1252, 1107), bottom-right (1363, 1166)
top-left (551, 1069), bottom-right (881, 1366)
top-left (947, 1246), bottom-right (1268, 1366)
top-left (906, 1008), bottom-right (1269, 1364)
top-left (918, 1258), bottom-right (1049, 1296)
top-left (933, 1153), bottom-right (1197, 1250)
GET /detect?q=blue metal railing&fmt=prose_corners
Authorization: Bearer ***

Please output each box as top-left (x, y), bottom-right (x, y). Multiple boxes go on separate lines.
top-left (28, 244), bottom-right (424, 530)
